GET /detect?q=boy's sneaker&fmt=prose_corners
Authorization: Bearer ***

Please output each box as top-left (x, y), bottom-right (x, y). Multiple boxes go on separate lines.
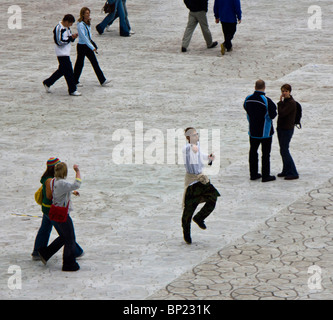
top-left (101, 79), bottom-right (111, 86)
top-left (70, 91), bottom-right (82, 96)
top-left (43, 83), bottom-right (51, 93)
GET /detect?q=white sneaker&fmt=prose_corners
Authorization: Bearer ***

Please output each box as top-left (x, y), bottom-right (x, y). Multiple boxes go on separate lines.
top-left (43, 83), bottom-right (51, 93)
top-left (101, 79), bottom-right (111, 86)
top-left (77, 83), bottom-right (83, 87)
top-left (70, 91), bottom-right (82, 96)
top-left (129, 30), bottom-right (135, 35)
top-left (106, 25), bottom-right (111, 32)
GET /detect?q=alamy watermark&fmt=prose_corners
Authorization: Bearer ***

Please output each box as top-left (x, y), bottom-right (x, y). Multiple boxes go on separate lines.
top-left (8, 5), bottom-right (22, 29)
top-left (8, 265), bottom-right (22, 290)
top-left (111, 122), bottom-right (221, 175)
top-left (307, 265), bottom-right (322, 291)
top-left (308, 5), bottom-right (322, 30)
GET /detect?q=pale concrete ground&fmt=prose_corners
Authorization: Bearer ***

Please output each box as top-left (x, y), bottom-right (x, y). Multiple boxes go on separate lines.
top-left (0, 0), bottom-right (332, 300)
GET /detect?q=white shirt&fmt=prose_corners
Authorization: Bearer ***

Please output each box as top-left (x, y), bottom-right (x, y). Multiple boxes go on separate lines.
top-left (54, 21), bottom-right (74, 57)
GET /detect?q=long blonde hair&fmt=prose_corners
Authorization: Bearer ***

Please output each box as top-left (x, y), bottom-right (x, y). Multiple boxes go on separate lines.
top-left (78, 7), bottom-right (90, 25)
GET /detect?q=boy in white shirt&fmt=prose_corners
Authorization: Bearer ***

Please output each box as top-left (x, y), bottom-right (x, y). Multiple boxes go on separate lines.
top-left (182, 127), bottom-right (220, 244)
top-left (43, 14), bottom-right (81, 96)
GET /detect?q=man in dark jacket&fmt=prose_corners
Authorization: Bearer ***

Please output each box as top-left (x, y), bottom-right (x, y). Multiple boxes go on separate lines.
top-left (181, 0), bottom-right (218, 52)
top-left (214, 0), bottom-right (242, 55)
top-left (244, 80), bottom-right (277, 182)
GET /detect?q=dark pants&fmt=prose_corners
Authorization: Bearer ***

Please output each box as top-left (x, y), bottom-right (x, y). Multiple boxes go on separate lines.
top-left (277, 128), bottom-right (298, 177)
top-left (182, 182), bottom-right (219, 235)
top-left (44, 56), bottom-right (77, 94)
top-left (32, 213), bottom-right (83, 258)
top-left (74, 44), bottom-right (106, 85)
top-left (221, 22), bottom-right (237, 50)
top-left (249, 136), bottom-right (272, 179)
top-left (40, 215), bottom-right (78, 269)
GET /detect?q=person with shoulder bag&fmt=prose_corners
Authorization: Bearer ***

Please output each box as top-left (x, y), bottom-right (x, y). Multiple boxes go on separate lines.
top-left (31, 158), bottom-right (84, 261)
top-left (74, 7), bottom-right (111, 87)
top-left (38, 162), bottom-right (83, 272)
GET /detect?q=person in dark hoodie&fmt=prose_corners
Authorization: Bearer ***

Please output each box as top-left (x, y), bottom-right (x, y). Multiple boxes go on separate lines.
top-left (214, 0), bottom-right (242, 55)
top-left (277, 84), bottom-right (299, 180)
top-left (181, 0), bottom-right (218, 52)
top-left (244, 80), bottom-right (277, 182)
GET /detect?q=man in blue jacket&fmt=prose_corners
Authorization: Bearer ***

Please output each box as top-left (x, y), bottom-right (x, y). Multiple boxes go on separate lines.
top-left (214, 0), bottom-right (242, 55)
top-left (244, 80), bottom-right (277, 182)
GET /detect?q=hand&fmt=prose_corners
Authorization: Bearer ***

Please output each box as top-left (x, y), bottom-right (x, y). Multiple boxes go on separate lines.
top-left (280, 94), bottom-right (284, 102)
top-left (73, 190), bottom-right (80, 196)
top-left (209, 153), bottom-right (216, 162)
top-left (238, 20), bottom-right (242, 24)
top-left (72, 33), bottom-right (78, 39)
top-left (73, 164), bottom-right (80, 172)
top-left (215, 18), bottom-right (220, 24)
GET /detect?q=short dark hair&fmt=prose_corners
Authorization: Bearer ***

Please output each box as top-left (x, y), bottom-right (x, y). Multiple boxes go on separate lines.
top-left (63, 14), bottom-right (75, 23)
top-left (281, 84), bottom-right (292, 92)
top-left (255, 79), bottom-right (265, 91)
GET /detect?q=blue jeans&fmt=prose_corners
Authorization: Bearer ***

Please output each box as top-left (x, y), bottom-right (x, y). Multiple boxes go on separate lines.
top-left (108, 0), bottom-right (131, 30)
top-left (96, 0), bottom-right (130, 36)
top-left (32, 213), bottom-right (83, 257)
top-left (277, 128), bottom-right (298, 177)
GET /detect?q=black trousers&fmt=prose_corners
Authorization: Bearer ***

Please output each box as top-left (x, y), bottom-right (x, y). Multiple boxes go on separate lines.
top-left (44, 56), bottom-right (77, 94)
top-left (41, 215), bottom-right (77, 268)
top-left (182, 182), bottom-right (219, 235)
top-left (74, 44), bottom-right (106, 85)
top-left (249, 136), bottom-right (272, 178)
top-left (221, 22), bottom-right (237, 50)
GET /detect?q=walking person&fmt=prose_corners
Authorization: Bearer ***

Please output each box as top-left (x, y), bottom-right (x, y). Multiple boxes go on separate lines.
top-left (96, 0), bottom-right (130, 36)
top-left (182, 127), bottom-right (220, 244)
top-left (106, 0), bottom-right (132, 34)
top-left (74, 7), bottom-right (111, 87)
top-left (244, 80), bottom-right (277, 182)
top-left (32, 158), bottom-right (83, 261)
top-left (181, 0), bottom-right (218, 52)
top-left (43, 14), bottom-right (81, 96)
top-left (277, 84), bottom-right (299, 180)
top-left (214, 0), bottom-right (242, 55)
top-left (38, 162), bottom-right (82, 271)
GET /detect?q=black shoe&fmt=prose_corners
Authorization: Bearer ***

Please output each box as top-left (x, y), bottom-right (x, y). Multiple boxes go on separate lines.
top-left (62, 262), bottom-right (80, 272)
top-left (208, 41), bottom-right (218, 49)
top-left (250, 174), bottom-right (262, 180)
top-left (262, 175), bottom-right (276, 182)
top-left (284, 175), bottom-right (299, 180)
top-left (181, 47), bottom-right (187, 52)
top-left (193, 217), bottom-right (207, 230)
top-left (37, 248), bottom-right (49, 265)
top-left (277, 172), bottom-right (287, 177)
top-left (183, 232), bottom-right (192, 244)
top-left (96, 25), bottom-right (103, 35)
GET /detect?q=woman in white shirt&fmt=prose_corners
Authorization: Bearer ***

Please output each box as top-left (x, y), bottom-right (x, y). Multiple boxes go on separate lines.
top-left (74, 7), bottom-right (110, 87)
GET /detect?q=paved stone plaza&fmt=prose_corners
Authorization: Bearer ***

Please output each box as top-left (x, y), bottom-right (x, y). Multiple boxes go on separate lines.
top-left (0, 0), bottom-right (332, 300)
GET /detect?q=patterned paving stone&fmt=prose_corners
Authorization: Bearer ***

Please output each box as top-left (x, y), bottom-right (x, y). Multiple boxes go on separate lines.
top-left (149, 179), bottom-right (333, 300)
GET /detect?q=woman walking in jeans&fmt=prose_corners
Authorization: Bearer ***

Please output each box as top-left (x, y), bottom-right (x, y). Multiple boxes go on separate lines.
top-left (38, 162), bottom-right (82, 271)
top-left (74, 7), bottom-right (110, 87)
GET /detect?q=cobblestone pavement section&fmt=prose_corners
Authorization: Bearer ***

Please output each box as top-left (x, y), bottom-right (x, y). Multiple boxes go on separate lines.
top-left (149, 178), bottom-right (333, 300)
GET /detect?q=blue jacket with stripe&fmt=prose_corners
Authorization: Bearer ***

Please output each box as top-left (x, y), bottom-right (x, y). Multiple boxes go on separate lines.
top-left (244, 91), bottom-right (277, 139)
